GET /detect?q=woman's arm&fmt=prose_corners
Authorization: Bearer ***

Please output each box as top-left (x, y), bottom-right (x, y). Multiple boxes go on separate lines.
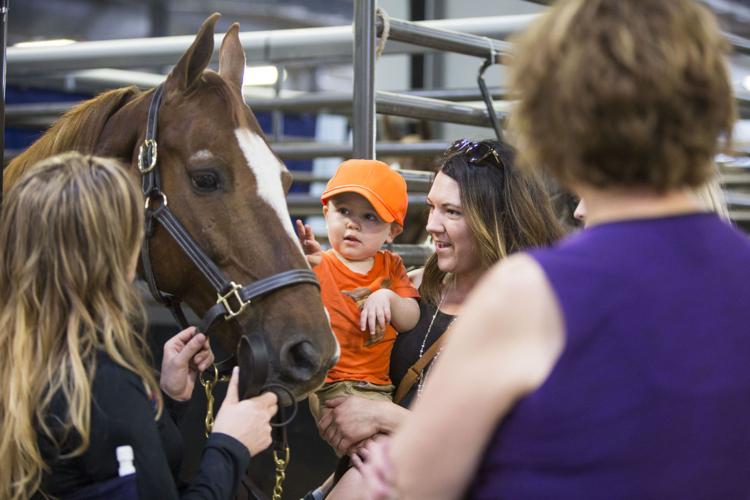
top-left (318, 396), bottom-right (409, 455)
top-left (387, 255), bottom-right (565, 499)
top-left (91, 362), bottom-right (268, 499)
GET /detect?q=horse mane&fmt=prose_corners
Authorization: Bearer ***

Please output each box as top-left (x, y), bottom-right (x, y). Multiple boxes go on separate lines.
top-left (3, 86), bottom-right (142, 192)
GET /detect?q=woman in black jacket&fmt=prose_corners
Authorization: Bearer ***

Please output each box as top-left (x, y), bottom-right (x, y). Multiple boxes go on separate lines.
top-left (0, 152), bottom-right (277, 500)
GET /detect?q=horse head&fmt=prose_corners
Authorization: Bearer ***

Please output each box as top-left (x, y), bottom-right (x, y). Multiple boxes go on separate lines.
top-left (95, 14), bottom-right (339, 400)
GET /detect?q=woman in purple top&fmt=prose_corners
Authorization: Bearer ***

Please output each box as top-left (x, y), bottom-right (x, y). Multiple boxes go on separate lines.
top-left (355, 0), bottom-right (750, 499)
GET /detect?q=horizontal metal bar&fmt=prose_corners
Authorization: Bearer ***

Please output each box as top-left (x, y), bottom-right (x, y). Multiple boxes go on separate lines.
top-left (8, 87), bottom-right (750, 131)
top-left (719, 173), bottom-right (750, 186)
top-left (379, 17), bottom-right (510, 60)
top-left (7, 68), bottom-right (166, 96)
top-left (384, 244), bottom-right (433, 267)
top-left (5, 101), bottom-right (71, 127)
top-left (723, 32), bottom-right (750, 56)
top-left (376, 90), bottom-right (504, 126)
top-left (272, 141), bottom-right (449, 160)
top-left (5, 141), bottom-right (443, 165)
top-left (248, 87), bottom-right (508, 113)
top-left (290, 167), bottom-right (435, 192)
top-left (287, 193), bottom-right (426, 216)
top-left (5, 95), bottom-right (506, 129)
top-left (730, 209), bottom-right (750, 222)
top-left (725, 191), bottom-right (750, 207)
top-left (7, 16), bottom-right (537, 76)
top-left (8, 15), bottom-right (749, 78)
top-left (6, 87), bottom-right (510, 128)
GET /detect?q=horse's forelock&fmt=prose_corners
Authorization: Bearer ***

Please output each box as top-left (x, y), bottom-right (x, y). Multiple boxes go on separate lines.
top-left (4, 87), bottom-right (141, 191)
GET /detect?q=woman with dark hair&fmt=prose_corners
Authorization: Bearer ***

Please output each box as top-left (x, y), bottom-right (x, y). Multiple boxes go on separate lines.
top-left (358, 1), bottom-right (750, 499)
top-left (311, 138), bottom-right (563, 499)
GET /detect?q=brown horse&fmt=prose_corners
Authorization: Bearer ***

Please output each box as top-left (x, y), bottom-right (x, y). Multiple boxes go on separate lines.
top-left (3, 14), bottom-right (338, 402)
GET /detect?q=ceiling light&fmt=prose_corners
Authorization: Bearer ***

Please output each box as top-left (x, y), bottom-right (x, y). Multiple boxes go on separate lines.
top-left (243, 65), bottom-right (282, 87)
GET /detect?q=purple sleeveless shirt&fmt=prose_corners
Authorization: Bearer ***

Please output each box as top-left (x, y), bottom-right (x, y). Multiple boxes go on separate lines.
top-left (470, 214), bottom-right (750, 499)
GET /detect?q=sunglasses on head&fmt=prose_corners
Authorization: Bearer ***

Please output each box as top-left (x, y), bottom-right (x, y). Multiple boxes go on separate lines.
top-left (448, 139), bottom-right (503, 168)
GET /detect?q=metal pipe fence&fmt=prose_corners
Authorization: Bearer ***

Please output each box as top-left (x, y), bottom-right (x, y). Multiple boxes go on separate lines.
top-left (7, 15), bottom-right (538, 76)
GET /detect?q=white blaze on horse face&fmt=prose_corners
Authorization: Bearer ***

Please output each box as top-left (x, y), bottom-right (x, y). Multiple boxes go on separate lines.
top-left (234, 128), bottom-right (303, 253)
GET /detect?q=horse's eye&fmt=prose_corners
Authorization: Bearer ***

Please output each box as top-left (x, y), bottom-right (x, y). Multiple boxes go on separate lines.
top-left (191, 172), bottom-right (220, 192)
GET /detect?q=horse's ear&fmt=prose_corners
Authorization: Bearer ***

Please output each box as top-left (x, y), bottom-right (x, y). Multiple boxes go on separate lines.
top-left (165, 13), bottom-right (220, 96)
top-left (219, 23), bottom-right (245, 90)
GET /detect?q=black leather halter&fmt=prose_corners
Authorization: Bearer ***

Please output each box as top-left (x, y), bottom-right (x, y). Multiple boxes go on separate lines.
top-left (138, 84), bottom-right (320, 364)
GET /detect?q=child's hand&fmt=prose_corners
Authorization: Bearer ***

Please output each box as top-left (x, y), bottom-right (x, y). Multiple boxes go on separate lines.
top-left (360, 289), bottom-right (395, 341)
top-left (295, 219), bottom-right (323, 267)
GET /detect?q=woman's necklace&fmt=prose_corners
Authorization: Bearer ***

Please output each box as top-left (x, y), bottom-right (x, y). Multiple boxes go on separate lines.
top-left (416, 294), bottom-right (456, 399)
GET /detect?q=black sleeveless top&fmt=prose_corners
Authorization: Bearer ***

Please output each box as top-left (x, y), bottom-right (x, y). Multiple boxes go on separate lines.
top-left (389, 299), bottom-right (455, 408)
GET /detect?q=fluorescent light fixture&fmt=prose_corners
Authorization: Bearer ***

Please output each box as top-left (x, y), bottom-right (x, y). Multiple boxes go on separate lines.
top-left (743, 75), bottom-right (750, 93)
top-left (243, 65), bottom-right (282, 87)
top-left (14, 38), bottom-right (76, 48)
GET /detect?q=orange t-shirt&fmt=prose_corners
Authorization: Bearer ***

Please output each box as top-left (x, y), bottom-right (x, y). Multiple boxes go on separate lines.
top-left (315, 250), bottom-right (419, 384)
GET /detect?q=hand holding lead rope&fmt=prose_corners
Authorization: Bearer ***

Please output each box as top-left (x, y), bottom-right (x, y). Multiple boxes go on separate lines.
top-left (202, 334), bottom-right (298, 499)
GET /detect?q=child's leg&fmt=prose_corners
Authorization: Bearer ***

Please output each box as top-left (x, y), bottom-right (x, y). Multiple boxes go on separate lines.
top-left (327, 466), bottom-right (367, 500)
top-left (344, 381), bottom-right (394, 403)
top-left (308, 390), bottom-right (322, 423)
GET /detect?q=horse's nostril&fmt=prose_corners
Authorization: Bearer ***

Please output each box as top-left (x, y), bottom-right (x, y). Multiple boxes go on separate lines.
top-left (281, 340), bottom-right (320, 382)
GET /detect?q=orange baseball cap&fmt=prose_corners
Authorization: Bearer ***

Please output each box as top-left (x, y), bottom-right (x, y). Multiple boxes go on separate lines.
top-left (321, 159), bottom-right (408, 226)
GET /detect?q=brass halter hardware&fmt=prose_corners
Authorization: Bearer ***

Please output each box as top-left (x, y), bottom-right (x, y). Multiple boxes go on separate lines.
top-left (199, 365), bottom-right (230, 437)
top-left (217, 281), bottom-right (250, 319)
top-left (272, 446), bottom-right (290, 500)
top-left (138, 139), bottom-right (158, 173)
top-left (144, 192), bottom-right (167, 210)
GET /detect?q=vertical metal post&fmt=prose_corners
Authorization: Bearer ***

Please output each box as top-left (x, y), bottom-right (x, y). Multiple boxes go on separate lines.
top-left (149, 0), bottom-right (168, 37)
top-left (272, 65), bottom-right (284, 143)
top-left (0, 0), bottom-right (8, 206)
top-left (353, 0), bottom-right (376, 160)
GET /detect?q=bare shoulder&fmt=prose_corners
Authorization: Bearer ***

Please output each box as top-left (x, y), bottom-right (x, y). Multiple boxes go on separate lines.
top-left (455, 253), bottom-right (565, 392)
top-left (485, 253), bottom-right (545, 283)
top-left (473, 254), bottom-right (556, 315)
top-left (407, 267), bottom-right (424, 289)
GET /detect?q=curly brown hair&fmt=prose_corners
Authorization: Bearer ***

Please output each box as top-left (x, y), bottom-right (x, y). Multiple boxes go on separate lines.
top-left (506, 0), bottom-right (735, 192)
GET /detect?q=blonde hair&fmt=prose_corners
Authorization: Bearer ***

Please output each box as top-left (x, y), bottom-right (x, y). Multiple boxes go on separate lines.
top-left (696, 177), bottom-right (730, 221)
top-left (0, 152), bottom-right (160, 499)
top-left (507, 0), bottom-right (735, 191)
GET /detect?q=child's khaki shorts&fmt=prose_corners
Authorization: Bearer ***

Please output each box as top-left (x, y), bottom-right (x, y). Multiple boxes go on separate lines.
top-left (308, 380), bottom-right (394, 422)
